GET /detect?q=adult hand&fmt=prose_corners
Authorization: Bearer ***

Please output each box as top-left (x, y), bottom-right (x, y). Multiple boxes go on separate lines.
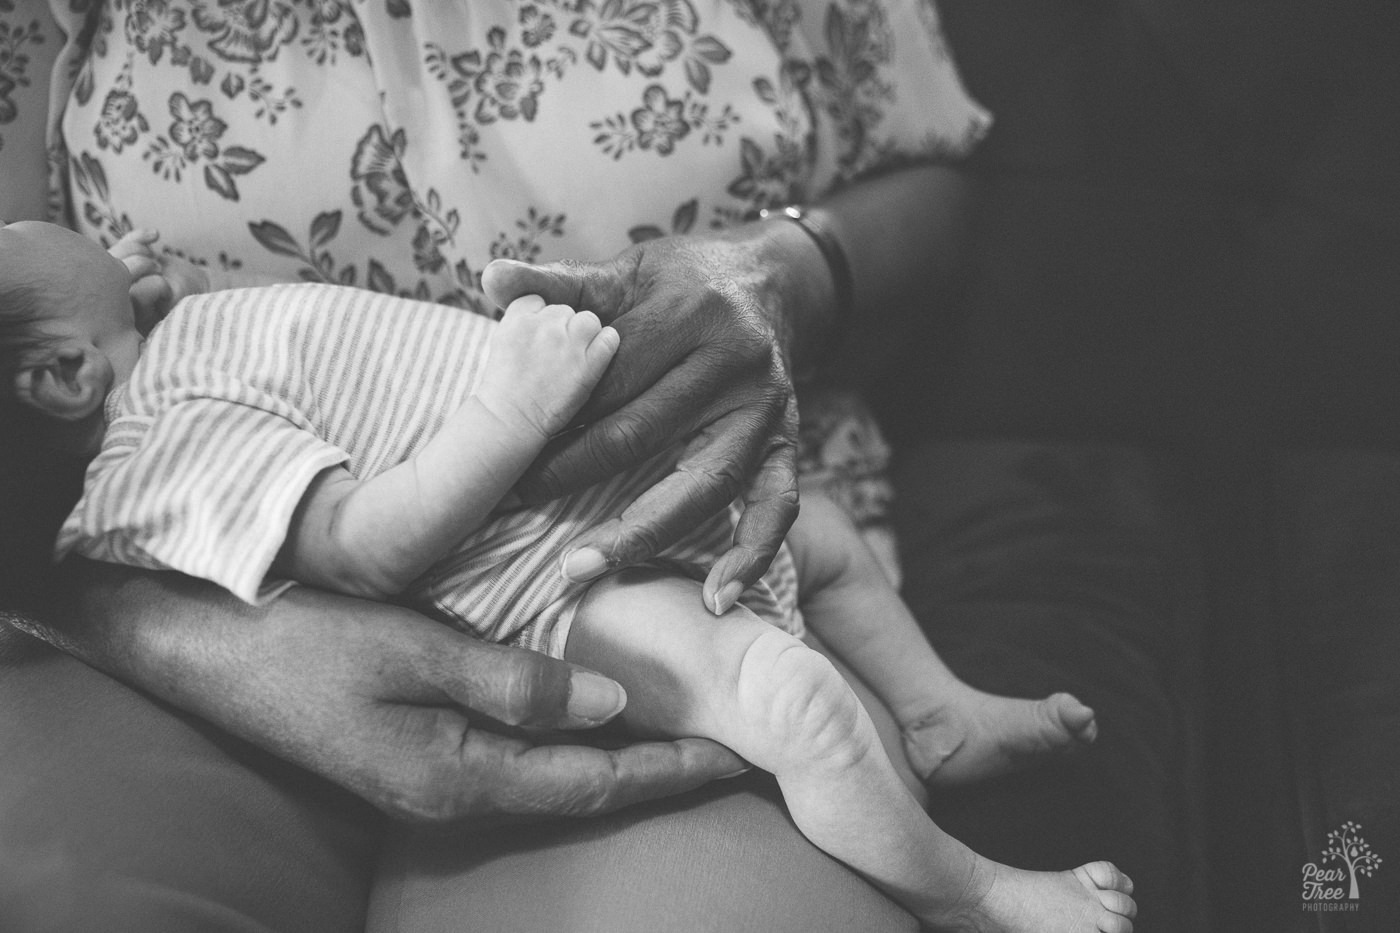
top-left (62, 561), bottom-right (747, 823)
top-left (481, 222), bottom-right (834, 613)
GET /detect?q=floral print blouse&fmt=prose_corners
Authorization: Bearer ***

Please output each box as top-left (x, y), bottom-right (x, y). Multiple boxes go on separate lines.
top-left (31, 0), bottom-right (991, 580)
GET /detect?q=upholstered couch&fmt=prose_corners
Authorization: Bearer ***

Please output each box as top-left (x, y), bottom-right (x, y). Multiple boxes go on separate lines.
top-left (888, 2), bottom-right (1400, 929)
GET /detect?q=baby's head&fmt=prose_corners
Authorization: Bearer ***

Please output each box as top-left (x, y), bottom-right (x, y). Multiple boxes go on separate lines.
top-left (0, 221), bottom-right (142, 457)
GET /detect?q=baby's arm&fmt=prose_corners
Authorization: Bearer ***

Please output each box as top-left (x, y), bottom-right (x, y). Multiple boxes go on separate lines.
top-left (275, 297), bottom-right (618, 600)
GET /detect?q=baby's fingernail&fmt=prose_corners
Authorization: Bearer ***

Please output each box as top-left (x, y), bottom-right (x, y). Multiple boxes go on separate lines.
top-left (566, 671), bottom-right (627, 722)
top-left (719, 765), bottom-right (753, 780)
top-left (562, 547), bottom-right (608, 582)
top-left (711, 581), bottom-right (744, 615)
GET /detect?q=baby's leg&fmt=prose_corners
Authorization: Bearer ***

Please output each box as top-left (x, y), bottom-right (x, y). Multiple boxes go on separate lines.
top-left (567, 569), bottom-right (1135, 932)
top-left (788, 495), bottom-right (1098, 786)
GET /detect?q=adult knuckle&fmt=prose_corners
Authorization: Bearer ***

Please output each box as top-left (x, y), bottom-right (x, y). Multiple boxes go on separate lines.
top-left (681, 453), bottom-right (746, 500)
top-left (382, 766), bottom-right (465, 824)
top-left (563, 757), bottom-right (623, 817)
top-left (585, 414), bottom-right (650, 473)
top-left (496, 657), bottom-right (551, 726)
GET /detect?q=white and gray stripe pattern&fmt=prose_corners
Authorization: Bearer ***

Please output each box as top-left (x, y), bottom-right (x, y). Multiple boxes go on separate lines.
top-left (57, 283), bottom-right (801, 655)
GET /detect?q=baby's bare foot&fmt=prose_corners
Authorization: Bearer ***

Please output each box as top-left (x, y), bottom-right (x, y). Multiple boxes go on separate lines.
top-left (922, 859), bottom-right (1135, 933)
top-left (901, 690), bottom-right (1096, 785)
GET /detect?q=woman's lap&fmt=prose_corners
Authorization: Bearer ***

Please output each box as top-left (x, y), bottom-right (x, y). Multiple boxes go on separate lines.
top-left (0, 625), bottom-right (382, 933)
top-left (2, 438), bottom-right (1209, 932)
top-left (369, 772), bottom-right (917, 933)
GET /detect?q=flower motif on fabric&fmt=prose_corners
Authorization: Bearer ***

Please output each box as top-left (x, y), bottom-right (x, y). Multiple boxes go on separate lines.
top-left (409, 188), bottom-right (461, 275)
top-left (425, 28), bottom-right (575, 166)
top-left (0, 2), bottom-right (44, 128)
top-left (191, 0), bottom-right (299, 65)
top-left (726, 135), bottom-right (802, 211)
top-left (489, 207), bottom-right (565, 264)
top-left (145, 92), bottom-right (266, 200)
top-left (592, 83), bottom-right (736, 160)
top-left (518, 5), bottom-right (556, 49)
top-left (168, 92), bottom-right (224, 159)
top-left (300, 0), bottom-right (364, 65)
top-left (723, 69), bottom-right (810, 212)
top-left (112, 0), bottom-right (217, 88)
top-left (633, 84), bottom-right (688, 153)
top-left (95, 83), bottom-right (149, 153)
top-left (125, 0), bottom-right (187, 65)
top-left (744, 0), bottom-right (801, 52)
top-left (249, 209), bottom-right (486, 313)
top-left (70, 151), bottom-right (136, 245)
top-left (569, 0), bottom-right (732, 94)
top-left (809, 1), bottom-right (896, 176)
top-left (460, 27), bottom-right (546, 123)
top-left (350, 124), bottom-right (415, 234)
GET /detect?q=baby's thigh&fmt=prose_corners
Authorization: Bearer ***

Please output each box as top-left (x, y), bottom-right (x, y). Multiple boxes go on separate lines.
top-left (566, 567), bottom-right (803, 745)
top-left (567, 568), bottom-right (917, 794)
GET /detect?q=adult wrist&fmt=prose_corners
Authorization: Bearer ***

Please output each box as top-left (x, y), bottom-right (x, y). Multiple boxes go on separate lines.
top-left (754, 204), bottom-right (852, 380)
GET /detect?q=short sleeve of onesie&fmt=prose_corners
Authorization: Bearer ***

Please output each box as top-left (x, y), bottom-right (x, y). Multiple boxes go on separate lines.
top-left (55, 382), bottom-right (348, 605)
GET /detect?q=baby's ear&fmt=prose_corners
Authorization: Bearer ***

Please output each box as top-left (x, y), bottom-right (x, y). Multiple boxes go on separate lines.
top-left (12, 344), bottom-right (112, 422)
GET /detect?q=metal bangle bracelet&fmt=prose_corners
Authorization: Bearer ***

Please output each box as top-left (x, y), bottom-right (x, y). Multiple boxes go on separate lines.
top-left (757, 204), bottom-right (855, 330)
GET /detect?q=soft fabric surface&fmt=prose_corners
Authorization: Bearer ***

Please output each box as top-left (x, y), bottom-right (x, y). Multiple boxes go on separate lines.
top-left (0, 626), bottom-right (382, 933)
top-left (893, 439), bottom-right (1210, 931)
top-left (369, 771), bottom-right (917, 933)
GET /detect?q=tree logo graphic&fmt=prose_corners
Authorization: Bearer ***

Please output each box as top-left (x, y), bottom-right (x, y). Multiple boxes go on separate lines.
top-left (1322, 822), bottom-right (1383, 899)
top-left (1302, 821), bottom-right (1383, 910)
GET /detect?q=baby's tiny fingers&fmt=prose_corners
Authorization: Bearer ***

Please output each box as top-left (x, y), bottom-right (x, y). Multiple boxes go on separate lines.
top-left (540, 302), bottom-right (576, 325)
top-left (586, 326), bottom-right (620, 368)
top-left (503, 294), bottom-right (546, 319)
top-left (120, 254), bottom-right (161, 280)
top-left (567, 309), bottom-right (603, 340)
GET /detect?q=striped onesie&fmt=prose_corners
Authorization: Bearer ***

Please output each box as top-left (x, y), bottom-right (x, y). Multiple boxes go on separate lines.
top-left (55, 283), bottom-right (802, 656)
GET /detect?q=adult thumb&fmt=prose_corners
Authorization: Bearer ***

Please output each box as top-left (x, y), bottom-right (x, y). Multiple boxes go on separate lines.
top-left (481, 258), bottom-right (626, 322)
top-left (480, 259), bottom-right (579, 308)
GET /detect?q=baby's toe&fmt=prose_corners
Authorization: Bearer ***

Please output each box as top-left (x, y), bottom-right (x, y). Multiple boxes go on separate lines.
top-left (1047, 692), bottom-right (1097, 743)
top-left (1096, 888), bottom-right (1137, 918)
top-left (1098, 910), bottom-right (1134, 933)
top-left (1077, 860), bottom-right (1134, 894)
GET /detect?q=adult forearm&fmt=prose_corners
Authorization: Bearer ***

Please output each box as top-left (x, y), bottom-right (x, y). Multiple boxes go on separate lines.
top-left (37, 558), bottom-right (738, 824)
top-left (807, 163), bottom-right (977, 380)
top-left (49, 560), bottom-right (329, 732)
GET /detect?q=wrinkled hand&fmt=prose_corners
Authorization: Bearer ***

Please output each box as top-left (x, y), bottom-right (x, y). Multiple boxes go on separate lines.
top-left (481, 228), bottom-right (814, 612)
top-left (109, 229), bottom-right (210, 333)
top-left (477, 295), bottom-right (620, 442)
top-left (66, 562), bottom-right (747, 823)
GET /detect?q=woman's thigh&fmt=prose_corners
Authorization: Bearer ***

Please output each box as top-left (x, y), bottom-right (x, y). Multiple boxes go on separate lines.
top-left (369, 771), bottom-right (918, 933)
top-left (0, 622), bottom-right (382, 933)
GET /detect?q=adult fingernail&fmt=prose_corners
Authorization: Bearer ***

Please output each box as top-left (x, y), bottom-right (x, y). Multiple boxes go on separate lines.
top-left (719, 766), bottom-right (753, 779)
top-left (567, 671), bottom-right (626, 722)
top-left (711, 581), bottom-right (744, 615)
top-left (562, 547), bottom-right (608, 582)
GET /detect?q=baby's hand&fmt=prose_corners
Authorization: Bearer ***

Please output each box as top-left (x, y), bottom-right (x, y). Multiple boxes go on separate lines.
top-left (110, 229), bottom-right (210, 332)
top-left (476, 295), bottom-right (619, 441)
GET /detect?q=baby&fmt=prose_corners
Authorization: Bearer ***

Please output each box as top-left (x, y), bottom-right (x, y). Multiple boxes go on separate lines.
top-left (1, 220), bottom-right (1136, 933)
